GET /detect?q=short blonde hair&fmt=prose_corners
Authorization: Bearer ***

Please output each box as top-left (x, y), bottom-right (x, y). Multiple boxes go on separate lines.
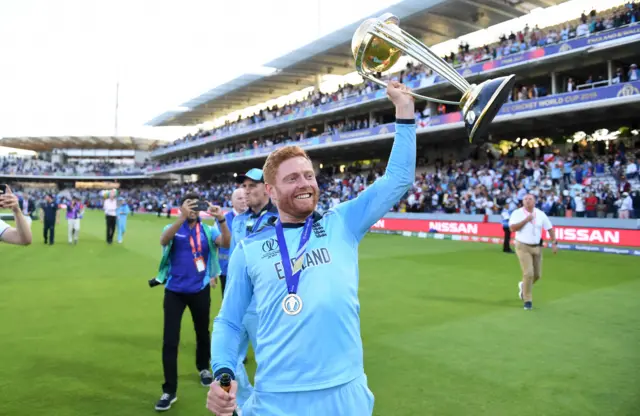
top-left (262, 146), bottom-right (311, 184)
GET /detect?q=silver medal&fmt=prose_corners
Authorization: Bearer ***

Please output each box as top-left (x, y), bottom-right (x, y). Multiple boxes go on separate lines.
top-left (282, 294), bottom-right (303, 315)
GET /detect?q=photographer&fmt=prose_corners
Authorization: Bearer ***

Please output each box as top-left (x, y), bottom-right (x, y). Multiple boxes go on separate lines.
top-left (0, 185), bottom-right (32, 246)
top-left (153, 193), bottom-right (230, 412)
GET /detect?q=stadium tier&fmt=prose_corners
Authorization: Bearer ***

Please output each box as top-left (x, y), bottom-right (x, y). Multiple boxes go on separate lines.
top-left (148, 5), bottom-right (640, 165)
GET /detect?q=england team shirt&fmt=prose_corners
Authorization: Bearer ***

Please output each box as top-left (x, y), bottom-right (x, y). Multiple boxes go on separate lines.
top-left (211, 120), bottom-right (416, 392)
top-left (0, 219), bottom-right (9, 241)
top-left (228, 202), bottom-right (279, 316)
top-left (217, 211), bottom-right (237, 276)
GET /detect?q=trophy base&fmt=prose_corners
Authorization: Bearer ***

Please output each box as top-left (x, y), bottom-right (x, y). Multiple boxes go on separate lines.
top-left (463, 75), bottom-right (516, 143)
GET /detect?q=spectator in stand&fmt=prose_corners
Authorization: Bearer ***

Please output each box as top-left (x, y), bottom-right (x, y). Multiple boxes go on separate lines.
top-left (584, 191), bottom-right (599, 218)
top-left (618, 192), bottom-right (633, 219)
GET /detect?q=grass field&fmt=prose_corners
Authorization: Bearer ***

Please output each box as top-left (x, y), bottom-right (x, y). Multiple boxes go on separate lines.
top-left (1, 210), bottom-right (639, 416)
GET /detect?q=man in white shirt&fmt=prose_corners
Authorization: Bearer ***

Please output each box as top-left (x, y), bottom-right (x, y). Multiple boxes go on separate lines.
top-left (0, 185), bottom-right (33, 246)
top-left (618, 192), bottom-right (633, 219)
top-left (103, 190), bottom-right (118, 244)
top-left (509, 194), bottom-right (557, 310)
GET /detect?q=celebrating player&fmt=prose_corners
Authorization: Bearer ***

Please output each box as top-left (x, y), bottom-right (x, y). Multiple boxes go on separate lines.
top-left (206, 81), bottom-right (416, 416)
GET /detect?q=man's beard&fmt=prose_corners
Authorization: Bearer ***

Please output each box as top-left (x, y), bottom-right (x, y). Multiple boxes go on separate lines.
top-left (279, 189), bottom-right (319, 221)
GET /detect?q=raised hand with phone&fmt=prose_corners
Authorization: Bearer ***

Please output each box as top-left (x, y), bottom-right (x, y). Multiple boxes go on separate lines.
top-left (0, 184), bottom-right (33, 246)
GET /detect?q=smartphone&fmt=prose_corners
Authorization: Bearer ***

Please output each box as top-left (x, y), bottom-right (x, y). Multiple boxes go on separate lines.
top-left (0, 184), bottom-right (6, 195)
top-left (194, 201), bottom-right (209, 211)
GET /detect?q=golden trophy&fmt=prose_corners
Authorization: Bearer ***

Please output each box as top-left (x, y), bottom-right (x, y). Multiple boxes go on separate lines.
top-left (352, 13), bottom-right (515, 142)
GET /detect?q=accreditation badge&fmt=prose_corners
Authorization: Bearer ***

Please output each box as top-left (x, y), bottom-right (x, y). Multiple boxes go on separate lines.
top-left (194, 256), bottom-right (206, 273)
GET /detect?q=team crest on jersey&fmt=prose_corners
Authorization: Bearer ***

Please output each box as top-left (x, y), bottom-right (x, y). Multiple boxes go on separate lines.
top-left (312, 222), bottom-right (327, 238)
top-left (274, 248), bottom-right (332, 279)
top-left (261, 238), bottom-right (280, 259)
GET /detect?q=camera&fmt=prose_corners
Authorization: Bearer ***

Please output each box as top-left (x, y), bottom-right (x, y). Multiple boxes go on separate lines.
top-left (0, 184), bottom-right (7, 195)
top-left (193, 201), bottom-right (209, 212)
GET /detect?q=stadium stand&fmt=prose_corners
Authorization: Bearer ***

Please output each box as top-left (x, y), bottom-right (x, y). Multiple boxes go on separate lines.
top-left (151, 3), bottom-right (640, 155)
top-left (3, 2), bottom-right (639, 221)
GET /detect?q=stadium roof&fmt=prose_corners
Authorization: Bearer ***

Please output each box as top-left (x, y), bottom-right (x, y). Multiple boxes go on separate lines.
top-left (0, 136), bottom-right (164, 152)
top-left (147, 0), bottom-right (568, 127)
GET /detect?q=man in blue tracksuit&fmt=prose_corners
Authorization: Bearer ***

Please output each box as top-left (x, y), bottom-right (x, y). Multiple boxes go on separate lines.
top-left (222, 168), bottom-right (279, 409)
top-left (218, 188), bottom-right (248, 299)
top-left (116, 197), bottom-right (131, 244)
top-left (207, 81), bottom-right (415, 416)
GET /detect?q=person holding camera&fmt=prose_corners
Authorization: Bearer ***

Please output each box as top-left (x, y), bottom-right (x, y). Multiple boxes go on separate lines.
top-left (0, 185), bottom-right (32, 246)
top-left (154, 193), bottom-right (230, 412)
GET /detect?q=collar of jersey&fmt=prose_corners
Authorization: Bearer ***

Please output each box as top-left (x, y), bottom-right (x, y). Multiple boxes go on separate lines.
top-left (248, 200), bottom-right (277, 218)
top-left (280, 211), bottom-right (323, 228)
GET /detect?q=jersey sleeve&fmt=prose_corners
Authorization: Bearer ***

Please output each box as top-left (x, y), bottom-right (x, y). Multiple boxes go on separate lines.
top-left (332, 120), bottom-right (416, 242)
top-left (228, 216), bottom-right (243, 258)
top-left (207, 221), bottom-right (222, 245)
top-left (0, 219), bottom-right (9, 240)
top-left (210, 241), bottom-right (253, 379)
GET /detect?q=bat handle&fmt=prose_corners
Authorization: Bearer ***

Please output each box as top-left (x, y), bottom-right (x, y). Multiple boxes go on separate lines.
top-left (219, 374), bottom-right (239, 416)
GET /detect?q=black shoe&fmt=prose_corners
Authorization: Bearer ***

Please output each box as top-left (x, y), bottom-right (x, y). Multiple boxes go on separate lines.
top-left (524, 301), bottom-right (532, 311)
top-left (155, 393), bottom-right (177, 411)
top-left (200, 369), bottom-right (213, 386)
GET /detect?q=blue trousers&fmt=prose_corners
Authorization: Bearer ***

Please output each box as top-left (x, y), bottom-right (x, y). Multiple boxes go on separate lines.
top-left (241, 374), bottom-right (374, 416)
top-left (117, 216), bottom-right (127, 242)
top-left (235, 312), bottom-right (258, 408)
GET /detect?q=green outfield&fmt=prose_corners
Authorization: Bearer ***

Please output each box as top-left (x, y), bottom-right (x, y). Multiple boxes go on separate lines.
top-left (0, 210), bottom-right (638, 416)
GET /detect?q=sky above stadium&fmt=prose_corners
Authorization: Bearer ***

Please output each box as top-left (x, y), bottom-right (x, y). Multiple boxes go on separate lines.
top-left (0, 0), bottom-right (620, 145)
top-left (0, 0), bottom-right (405, 141)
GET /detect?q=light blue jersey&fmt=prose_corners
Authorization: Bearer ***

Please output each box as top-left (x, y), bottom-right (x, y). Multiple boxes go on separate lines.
top-left (211, 121), bottom-right (415, 404)
top-left (227, 201), bottom-right (279, 407)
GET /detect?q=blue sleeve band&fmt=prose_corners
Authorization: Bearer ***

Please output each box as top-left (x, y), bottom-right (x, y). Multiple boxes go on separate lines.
top-left (214, 368), bottom-right (235, 380)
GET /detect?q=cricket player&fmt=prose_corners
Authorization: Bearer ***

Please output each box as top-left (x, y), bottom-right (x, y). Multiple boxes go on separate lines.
top-left (225, 168), bottom-right (279, 409)
top-left (67, 196), bottom-right (84, 245)
top-left (207, 81), bottom-right (416, 416)
top-left (117, 197), bottom-right (131, 244)
top-left (218, 188), bottom-right (248, 298)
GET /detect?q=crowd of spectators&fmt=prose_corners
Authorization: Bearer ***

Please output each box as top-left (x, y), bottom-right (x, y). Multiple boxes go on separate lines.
top-left (8, 143), bottom-right (640, 220)
top-left (395, 148), bottom-right (640, 219)
top-left (0, 157), bottom-right (149, 177)
top-left (154, 3), bottom-right (638, 155)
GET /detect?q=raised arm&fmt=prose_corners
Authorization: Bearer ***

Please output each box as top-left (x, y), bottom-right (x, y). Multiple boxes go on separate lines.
top-left (210, 242), bottom-right (253, 379)
top-left (160, 199), bottom-right (194, 246)
top-left (0, 187), bottom-right (32, 246)
top-left (333, 81), bottom-right (416, 242)
top-left (208, 205), bottom-right (230, 249)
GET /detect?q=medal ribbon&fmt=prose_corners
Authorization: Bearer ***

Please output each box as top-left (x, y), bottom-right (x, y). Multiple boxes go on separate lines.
top-left (189, 223), bottom-right (203, 257)
top-left (275, 217), bottom-right (314, 294)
